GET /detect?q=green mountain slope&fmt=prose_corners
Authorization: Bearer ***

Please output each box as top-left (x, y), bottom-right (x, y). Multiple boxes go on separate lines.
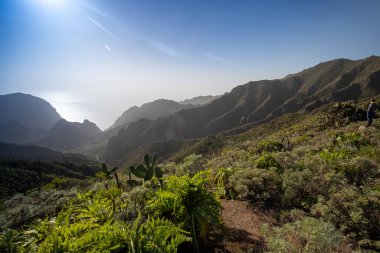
top-left (0, 142), bottom-right (100, 202)
top-left (106, 56), bottom-right (380, 166)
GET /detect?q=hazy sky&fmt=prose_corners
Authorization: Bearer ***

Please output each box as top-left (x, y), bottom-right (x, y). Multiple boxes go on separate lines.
top-left (1, 0), bottom-right (380, 129)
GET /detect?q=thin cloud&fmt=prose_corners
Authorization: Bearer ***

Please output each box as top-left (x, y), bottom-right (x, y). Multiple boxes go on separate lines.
top-left (104, 44), bottom-right (112, 52)
top-left (203, 53), bottom-right (223, 61)
top-left (82, 2), bottom-right (113, 20)
top-left (151, 42), bottom-right (180, 58)
top-left (203, 53), bottom-right (241, 69)
top-left (87, 16), bottom-right (120, 41)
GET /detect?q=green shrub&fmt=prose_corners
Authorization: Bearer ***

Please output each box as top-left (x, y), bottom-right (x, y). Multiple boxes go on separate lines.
top-left (281, 167), bottom-right (342, 211)
top-left (256, 153), bottom-right (282, 171)
top-left (176, 154), bottom-right (205, 176)
top-left (262, 217), bottom-right (342, 253)
top-left (0, 229), bottom-right (27, 253)
top-left (333, 132), bottom-right (371, 149)
top-left (311, 185), bottom-right (380, 249)
top-left (342, 157), bottom-right (379, 186)
top-left (280, 208), bottom-right (308, 223)
top-left (0, 189), bottom-right (77, 230)
top-left (257, 139), bottom-right (284, 153)
top-left (42, 177), bottom-right (80, 191)
top-left (127, 186), bottom-right (150, 213)
top-left (229, 168), bottom-right (282, 207)
top-left (319, 102), bottom-right (366, 129)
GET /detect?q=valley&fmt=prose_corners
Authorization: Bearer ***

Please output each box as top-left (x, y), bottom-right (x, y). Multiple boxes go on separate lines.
top-left (0, 56), bottom-right (379, 252)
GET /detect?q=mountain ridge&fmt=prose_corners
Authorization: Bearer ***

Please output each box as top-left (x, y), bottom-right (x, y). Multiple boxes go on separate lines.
top-left (105, 55), bottom-right (380, 165)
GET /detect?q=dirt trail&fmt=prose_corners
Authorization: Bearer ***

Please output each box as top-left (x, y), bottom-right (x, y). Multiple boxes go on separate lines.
top-left (209, 200), bottom-right (273, 253)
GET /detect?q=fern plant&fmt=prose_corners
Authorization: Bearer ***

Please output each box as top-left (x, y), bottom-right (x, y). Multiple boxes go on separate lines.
top-left (149, 172), bottom-right (222, 253)
top-left (0, 229), bottom-right (27, 253)
top-left (128, 215), bottom-right (190, 253)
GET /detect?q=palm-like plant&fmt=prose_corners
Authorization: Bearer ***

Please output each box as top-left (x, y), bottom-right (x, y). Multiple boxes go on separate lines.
top-left (214, 167), bottom-right (234, 199)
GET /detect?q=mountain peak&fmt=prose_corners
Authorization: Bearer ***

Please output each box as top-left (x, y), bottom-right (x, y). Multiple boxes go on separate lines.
top-left (0, 93), bottom-right (61, 130)
top-left (105, 56), bottom-right (380, 165)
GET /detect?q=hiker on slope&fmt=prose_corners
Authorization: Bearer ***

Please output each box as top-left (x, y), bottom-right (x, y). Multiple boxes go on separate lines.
top-left (367, 98), bottom-right (377, 127)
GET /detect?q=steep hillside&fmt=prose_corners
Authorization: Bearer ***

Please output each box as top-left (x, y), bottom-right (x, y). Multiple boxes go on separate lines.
top-left (0, 93), bottom-right (62, 143)
top-left (32, 119), bottom-right (102, 151)
top-left (0, 142), bottom-right (100, 204)
top-left (81, 97), bottom-right (219, 159)
top-left (105, 56), bottom-right (380, 165)
top-left (107, 99), bottom-right (194, 132)
top-left (179, 95), bottom-right (221, 105)
top-left (0, 93), bottom-right (61, 129)
top-left (2, 100), bottom-right (379, 252)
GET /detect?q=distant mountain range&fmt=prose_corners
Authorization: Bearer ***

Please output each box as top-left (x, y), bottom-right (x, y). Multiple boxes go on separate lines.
top-left (0, 93), bottom-right (61, 130)
top-left (0, 93), bottom-right (101, 151)
top-left (105, 56), bottom-right (380, 165)
top-left (0, 92), bottom-right (220, 153)
top-left (1, 56), bottom-right (379, 165)
top-left (105, 99), bottom-right (194, 138)
top-left (179, 95), bottom-right (222, 105)
top-left (0, 93), bottom-right (61, 143)
top-left (105, 96), bottom-right (220, 137)
top-left (32, 119), bottom-right (102, 151)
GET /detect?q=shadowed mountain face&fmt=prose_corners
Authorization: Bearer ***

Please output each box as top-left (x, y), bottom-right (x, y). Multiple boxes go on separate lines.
top-left (0, 93), bottom-right (62, 143)
top-left (105, 56), bottom-right (380, 165)
top-left (108, 99), bottom-right (194, 132)
top-left (179, 95), bottom-right (221, 106)
top-left (32, 119), bottom-right (102, 151)
top-left (0, 93), bottom-right (102, 151)
top-left (106, 96), bottom-right (220, 134)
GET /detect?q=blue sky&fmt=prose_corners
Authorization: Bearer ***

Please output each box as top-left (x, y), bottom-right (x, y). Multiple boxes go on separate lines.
top-left (1, 0), bottom-right (380, 129)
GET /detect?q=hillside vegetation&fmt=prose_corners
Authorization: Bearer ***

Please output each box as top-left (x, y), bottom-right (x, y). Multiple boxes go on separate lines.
top-left (1, 97), bottom-right (379, 252)
top-left (105, 56), bottom-right (380, 166)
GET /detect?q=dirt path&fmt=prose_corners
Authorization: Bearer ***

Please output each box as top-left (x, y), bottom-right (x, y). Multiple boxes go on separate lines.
top-left (208, 200), bottom-right (273, 253)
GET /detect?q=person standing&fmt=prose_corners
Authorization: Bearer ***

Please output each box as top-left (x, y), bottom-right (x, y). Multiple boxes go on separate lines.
top-left (367, 98), bottom-right (377, 127)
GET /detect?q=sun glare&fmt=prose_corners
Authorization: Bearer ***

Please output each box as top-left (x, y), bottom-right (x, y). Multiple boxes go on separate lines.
top-left (34, 0), bottom-right (68, 8)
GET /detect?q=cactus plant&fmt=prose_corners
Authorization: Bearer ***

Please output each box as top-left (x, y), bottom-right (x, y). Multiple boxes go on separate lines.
top-left (129, 154), bottom-right (163, 186)
top-left (101, 163), bottom-right (121, 189)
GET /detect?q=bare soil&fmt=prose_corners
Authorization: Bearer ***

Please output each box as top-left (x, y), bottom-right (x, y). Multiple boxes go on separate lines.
top-left (207, 199), bottom-right (274, 253)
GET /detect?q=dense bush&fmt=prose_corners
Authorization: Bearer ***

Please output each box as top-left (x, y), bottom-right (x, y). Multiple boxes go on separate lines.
top-left (176, 154), bottom-right (205, 176)
top-left (257, 139), bottom-right (285, 153)
top-left (311, 185), bottom-right (380, 250)
top-left (261, 217), bottom-right (343, 253)
top-left (319, 102), bottom-right (366, 129)
top-left (0, 189), bottom-right (77, 230)
top-left (280, 167), bottom-right (341, 211)
top-left (343, 157), bottom-right (379, 186)
top-left (229, 168), bottom-right (282, 207)
top-left (256, 153), bottom-right (282, 172)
